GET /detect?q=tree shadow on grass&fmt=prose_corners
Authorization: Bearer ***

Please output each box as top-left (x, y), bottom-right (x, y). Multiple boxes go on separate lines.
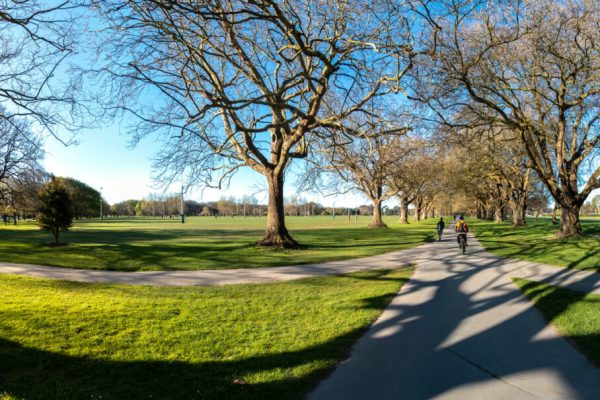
top-left (0, 331), bottom-right (361, 400)
top-left (517, 280), bottom-right (600, 368)
top-left (472, 234), bottom-right (600, 273)
top-left (0, 226), bottom-right (433, 271)
top-left (0, 273), bottom-right (411, 400)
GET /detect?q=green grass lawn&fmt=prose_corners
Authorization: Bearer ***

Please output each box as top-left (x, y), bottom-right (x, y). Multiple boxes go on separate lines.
top-left (514, 278), bottom-right (600, 368)
top-left (0, 267), bottom-right (412, 400)
top-left (0, 216), bottom-right (435, 271)
top-left (472, 218), bottom-right (600, 272)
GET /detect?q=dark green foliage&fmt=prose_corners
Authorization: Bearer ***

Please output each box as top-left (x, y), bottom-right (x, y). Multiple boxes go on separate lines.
top-left (37, 178), bottom-right (74, 243)
top-left (58, 177), bottom-right (102, 219)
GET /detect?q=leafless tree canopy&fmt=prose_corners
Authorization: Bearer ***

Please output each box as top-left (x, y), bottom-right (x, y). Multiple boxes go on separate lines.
top-left (0, 0), bottom-right (83, 138)
top-left (94, 0), bottom-right (427, 245)
top-left (414, 0), bottom-right (600, 236)
top-left (0, 108), bottom-right (45, 215)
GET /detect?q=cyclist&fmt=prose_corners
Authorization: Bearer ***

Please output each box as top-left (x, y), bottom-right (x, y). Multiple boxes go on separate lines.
top-left (436, 217), bottom-right (445, 241)
top-left (455, 216), bottom-right (469, 247)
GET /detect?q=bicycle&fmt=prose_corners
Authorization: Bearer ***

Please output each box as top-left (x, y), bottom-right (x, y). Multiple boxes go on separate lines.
top-left (457, 233), bottom-right (467, 255)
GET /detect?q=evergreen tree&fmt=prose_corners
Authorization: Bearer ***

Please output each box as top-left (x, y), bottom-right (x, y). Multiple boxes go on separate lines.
top-left (38, 178), bottom-right (74, 244)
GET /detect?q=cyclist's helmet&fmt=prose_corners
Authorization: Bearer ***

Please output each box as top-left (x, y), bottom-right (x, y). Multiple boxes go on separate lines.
top-left (459, 216), bottom-right (464, 220)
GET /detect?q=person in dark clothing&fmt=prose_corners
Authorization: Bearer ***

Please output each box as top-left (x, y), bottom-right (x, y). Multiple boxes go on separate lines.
top-left (436, 217), bottom-right (445, 241)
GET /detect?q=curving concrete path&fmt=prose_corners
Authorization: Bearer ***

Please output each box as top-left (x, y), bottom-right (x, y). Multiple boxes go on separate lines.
top-left (0, 247), bottom-right (423, 286)
top-left (2, 231), bottom-right (600, 398)
top-left (308, 232), bottom-right (600, 400)
top-left (0, 234), bottom-right (599, 292)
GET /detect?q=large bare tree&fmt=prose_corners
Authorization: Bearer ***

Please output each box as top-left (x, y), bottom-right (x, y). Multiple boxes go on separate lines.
top-left (324, 131), bottom-right (408, 228)
top-left (93, 0), bottom-right (425, 246)
top-left (0, 1), bottom-right (82, 138)
top-left (418, 0), bottom-right (600, 236)
top-left (390, 138), bottom-right (438, 223)
top-left (0, 111), bottom-right (43, 202)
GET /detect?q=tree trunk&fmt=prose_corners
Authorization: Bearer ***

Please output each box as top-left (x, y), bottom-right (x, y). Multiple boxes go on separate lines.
top-left (511, 199), bottom-right (526, 226)
top-left (256, 172), bottom-right (298, 248)
top-left (494, 206), bottom-right (504, 223)
top-left (558, 203), bottom-right (583, 237)
top-left (399, 198), bottom-right (409, 224)
top-left (414, 200), bottom-right (422, 222)
top-left (369, 199), bottom-right (387, 228)
top-left (486, 204), bottom-right (494, 220)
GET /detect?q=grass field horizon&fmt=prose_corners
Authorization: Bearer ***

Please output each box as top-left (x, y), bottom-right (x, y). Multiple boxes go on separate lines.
top-left (0, 215), bottom-right (435, 271)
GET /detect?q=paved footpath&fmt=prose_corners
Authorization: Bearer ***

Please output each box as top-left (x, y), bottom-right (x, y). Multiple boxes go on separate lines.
top-left (2, 233), bottom-right (600, 398)
top-left (308, 233), bottom-right (600, 400)
top-left (0, 248), bottom-right (422, 286)
top-left (1, 234), bottom-right (599, 291)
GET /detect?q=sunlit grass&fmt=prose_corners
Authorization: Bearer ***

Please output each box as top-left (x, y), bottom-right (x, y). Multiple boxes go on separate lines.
top-left (514, 278), bottom-right (600, 367)
top-left (472, 218), bottom-right (600, 272)
top-left (0, 268), bottom-right (412, 400)
top-left (0, 216), bottom-right (435, 271)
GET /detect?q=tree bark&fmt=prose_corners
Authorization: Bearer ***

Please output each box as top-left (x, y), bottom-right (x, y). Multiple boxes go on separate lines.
top-left (369, 199), bottom-right (387, 228)
top-left (476, 205), bottom-right (483, 219)
top-left (256, 172), bottom-right (298, 248)
top-left (483, 205), bottom-right (492, 220)
top-left (511, 199), bottom-right (526, 226)
top-left (558, 202), bottom-right (583, 237)
top-left (414, 200), bottom-right (422, 222)
top-left (494, 206), bottom-right (504, 223)
top-left (399, 198), bottom-right (409, 224)
top-left (551, 204), bottom-right (559, 224)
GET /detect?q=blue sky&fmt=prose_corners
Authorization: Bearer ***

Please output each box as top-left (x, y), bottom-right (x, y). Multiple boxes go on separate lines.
top-left (37, 5), bottom-right (598, 209)
top-left (42, 124), bottom-right (599, 207)
top-left (42, 125), bottom-right (369, 207)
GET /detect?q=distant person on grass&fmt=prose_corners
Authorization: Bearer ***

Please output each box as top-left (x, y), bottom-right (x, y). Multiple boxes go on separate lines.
top-left (436, 217), bottom-right (445, 241)
top-left (455, 216), bottom-right (469, 246)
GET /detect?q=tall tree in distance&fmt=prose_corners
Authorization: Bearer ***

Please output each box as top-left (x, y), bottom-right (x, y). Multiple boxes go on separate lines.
top-left (94, 0), bottom-right (428, 247)
top-left (315, 101), bottom-right (411, 228)
top-left (38, 178), bottom-right (74, 244)
top-left (59, 177), bottom-right (103, 219)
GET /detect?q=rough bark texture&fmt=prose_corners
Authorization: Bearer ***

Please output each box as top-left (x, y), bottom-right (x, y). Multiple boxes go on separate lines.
top-left (511, 199), bottom-right (526, 226)
top-left (494, 206), bottom-right (504, 223)
top-left (257, 173), bottom-right (299, 248)
top-left (558, 203), bottom-right (583, 237)
top-left (369, 200), bottom-right (387, 228)
top-left (399, 199), bottom-right (409, 224)
top-left (414, 200), bottom-right (422, 222)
